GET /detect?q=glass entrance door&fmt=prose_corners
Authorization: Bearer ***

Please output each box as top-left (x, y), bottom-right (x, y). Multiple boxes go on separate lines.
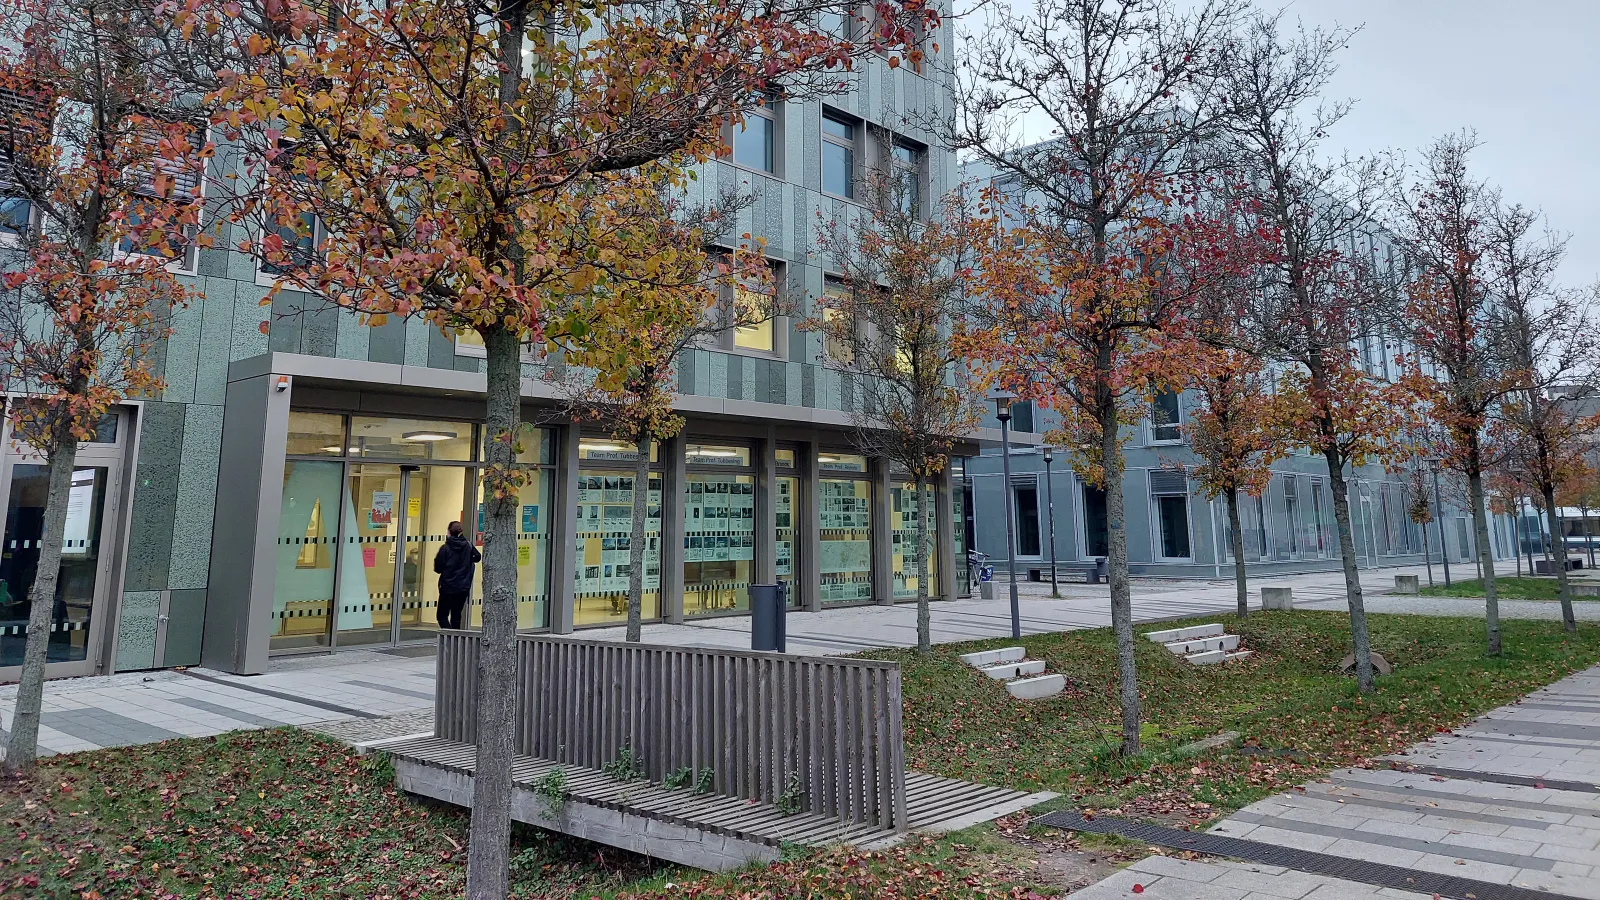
top-left (0, 465), bottom-right (111, 675)
top-left (339, 463), bottom-right (402, 646)
top-left (397, 465), bottom-right (470, 642)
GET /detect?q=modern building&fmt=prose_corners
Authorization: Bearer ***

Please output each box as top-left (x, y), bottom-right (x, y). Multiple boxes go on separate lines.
top-left (0, 14), bottom-right (996, 681)
top-left (962, 400), bottom-right (1519, 581)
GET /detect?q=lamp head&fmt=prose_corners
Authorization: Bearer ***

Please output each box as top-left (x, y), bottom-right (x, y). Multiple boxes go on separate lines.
top-left (987, 388), bottom-right (1017, 417)
top-left (1042, 447), bottom-right (1053, 463)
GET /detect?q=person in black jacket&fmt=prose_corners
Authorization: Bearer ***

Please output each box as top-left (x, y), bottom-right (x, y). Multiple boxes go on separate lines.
top-left (432, 521), bottom-right (480, 629)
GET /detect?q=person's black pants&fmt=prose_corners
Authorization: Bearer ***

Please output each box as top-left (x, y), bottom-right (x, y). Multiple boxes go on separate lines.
top-left (437, 590), bottom-right (469, 630)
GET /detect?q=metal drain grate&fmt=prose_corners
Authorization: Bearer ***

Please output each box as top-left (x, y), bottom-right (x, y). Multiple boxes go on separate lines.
top-left (1388, 763), bottom-right (1600, 795)
top-left (1035, 810), bottom-right (1585, 900)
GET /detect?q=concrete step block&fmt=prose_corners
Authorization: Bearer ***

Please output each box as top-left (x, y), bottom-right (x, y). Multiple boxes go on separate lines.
top-left (980, 659), bottom-right (1047, 680)
top-left (959, 646), bottom-right (1026, 668)
top-left (1005, 673), bottom-right (1066, 699)
top-left (1223, 650), bottom-right (1255, 662)
top-left (1186, 649), bottom-right (1229, 665)
top-left (1164, 634), bottom-right (1240, 655)
top-left (1145, 623), bottom-right (1224, 644)
top-left (1262, 586), bottom-right (1294, 610)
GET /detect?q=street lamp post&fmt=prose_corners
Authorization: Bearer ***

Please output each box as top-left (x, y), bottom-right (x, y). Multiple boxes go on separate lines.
top-left (990, 389), bottom-right (1022, 639)
top-left (1042, 447), bottom-right (1060, 599)
top-left (1429, 458), bottom-right (1451, 587)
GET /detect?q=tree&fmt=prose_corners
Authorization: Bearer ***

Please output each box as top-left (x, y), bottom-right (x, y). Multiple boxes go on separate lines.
top-left (0, 0), bottom-right (205, 774)
top-left (549, 195), bottom-right (778, 644)
top-left (1405, 461), bottom-right (1437, 584)
top-left (1215, 12), bottom-right (1407, 692)
top-left (1487, 203), bottom-right (1599, 632)
top-left (185, 1), bottom-right (935, 894)
top-left (1557, 460), bottom-right (1600, 569)
top-left (953, 0), bottom-right (1247, 756)
top-left (814, 173), bottom-right (988, 654)
top-left (1390, 132), bottom-right (1512, 654)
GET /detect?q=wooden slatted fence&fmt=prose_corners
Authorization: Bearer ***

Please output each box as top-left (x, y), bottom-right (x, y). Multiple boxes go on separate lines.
top-left (433, 631), bottom-right (908, 830)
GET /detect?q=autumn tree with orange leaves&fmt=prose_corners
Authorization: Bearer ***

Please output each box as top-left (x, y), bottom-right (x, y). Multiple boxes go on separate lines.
top-left (815, 173), bottom-right (990, 654)
top-left (1390, 132), bottom-right (1512, 655)
top-left (0, 0), bottom-right (209, 774)
top-left (174, 0), bottom-right (936, 893)
top-left (1214, 13), bottom-right (1407, 692)
top-left (954, 0), bottom-right (1248, 757)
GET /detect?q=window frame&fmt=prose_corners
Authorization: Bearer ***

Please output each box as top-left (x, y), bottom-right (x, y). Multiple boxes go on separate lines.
top-left (1150, 389), bottom-right (1183, 444)
top-left (112, 122), bottom-right (210, 276)
top-left (821, 109), bottom-right (860, 201)
top-left (715, 255), bottom-right (786, 359)
top-left (724, 94), bottom-right (782, 177)
top-left (889, 136), bottom-right (927, 219)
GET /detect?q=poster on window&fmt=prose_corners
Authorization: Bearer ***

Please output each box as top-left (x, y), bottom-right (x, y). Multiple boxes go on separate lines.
top-left (369, 491), bottom-right (394, 527)
top-left (60, 471), bottom-right (95, 556)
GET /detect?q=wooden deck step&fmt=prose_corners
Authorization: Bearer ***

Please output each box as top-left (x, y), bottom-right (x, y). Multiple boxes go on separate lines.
top-left (381, 735), bottom-right (1057, 867)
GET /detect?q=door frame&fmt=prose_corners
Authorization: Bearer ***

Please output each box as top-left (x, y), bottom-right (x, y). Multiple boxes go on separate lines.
top-left (0, 406), bottom-right (131, 682)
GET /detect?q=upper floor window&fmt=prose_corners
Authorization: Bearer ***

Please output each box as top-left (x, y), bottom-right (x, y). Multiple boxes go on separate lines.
top-left (1009, 400), bottom-right (1035, 434)
top-left (0, 89), bottom-right (44, 242)
top-left (822, 111), bottom-right (858, 200)
top-left (117, 123), bottom-right (208, 273)
top-left (1151, 390), bottom-right (1182, 442)
top-left (717, 258), bottom-right (784, 356)
top-left (890, 139), bottom-right (924, 218)
top-left (729, 95), bottom-right (780, 175)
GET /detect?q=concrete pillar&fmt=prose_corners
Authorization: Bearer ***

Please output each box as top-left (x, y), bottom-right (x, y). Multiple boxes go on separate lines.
top-left (935, 467), bottom-right (956, 603)
top-left (201, 372), bottom-right (292, 675)
top-left (753, 429), bottom-right (777, 586)
top-left (1262, 586), bottom-right (1294, 610)
top-left (661, 434), bottom-right (686, 624)
top-left (800, 441), bottom-right (822, 612)
top-left (871, 457), bottom-right (894, 605)
top-left (547, 424), bottom-right (581, 634)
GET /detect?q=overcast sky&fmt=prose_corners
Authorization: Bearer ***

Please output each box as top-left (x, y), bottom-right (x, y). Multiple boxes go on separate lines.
top-left (1283, 0), bottom-right (1599, 287)
top-left (967, 1), bottom-right (1600, 287)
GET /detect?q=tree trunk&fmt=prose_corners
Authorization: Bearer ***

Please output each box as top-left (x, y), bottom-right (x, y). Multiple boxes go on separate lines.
top-left (914, 475), bottom-right (931, 654)
top-left (1465, 464), bottom-right (1500, 656)
top-left (1101, 417), bottom-right (1140, 757)
top-left (465, 324), bottom-right (522, 900)
top-left (1226, 487), bottom-right (1247, 619)
top-left (1324, 455), bottom-right (1374, 692)
top-left (1542, 482), bottom-right (1576, 632)
top-left (2, 436), bottom-right (81, 775)
top-left (626, 432), bottom-right (650, 643)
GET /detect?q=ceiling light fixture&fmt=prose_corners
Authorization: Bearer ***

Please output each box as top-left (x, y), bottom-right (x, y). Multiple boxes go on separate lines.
top-left (402, 430), bottom-right (458, 442)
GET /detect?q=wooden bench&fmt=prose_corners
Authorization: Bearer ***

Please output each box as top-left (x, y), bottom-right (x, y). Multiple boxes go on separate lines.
top-left (383, 633), bottom-right (1051, 870)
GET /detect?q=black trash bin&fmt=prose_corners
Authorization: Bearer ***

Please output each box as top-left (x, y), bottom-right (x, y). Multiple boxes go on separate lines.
top-left (751, 583), bottom-right (787, 652)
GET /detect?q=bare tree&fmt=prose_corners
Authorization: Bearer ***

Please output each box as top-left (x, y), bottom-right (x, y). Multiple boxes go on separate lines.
top-left (814, 173), bottom-right (987, 653)
top-left (1389, 132), bottom-right (1512, 654)
top-left (951, 0), bottom-right (1247, 757)
top-left (1214, 12), bottom-right (1406, 692)
top-left (1487, 206), bottom-right (1599, 631)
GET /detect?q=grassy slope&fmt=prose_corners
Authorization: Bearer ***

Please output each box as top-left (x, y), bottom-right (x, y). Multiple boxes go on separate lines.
top-left (1419, 576), bottom-right (1594, 600)
top-left (874, 611), bottom-right (1600, 821)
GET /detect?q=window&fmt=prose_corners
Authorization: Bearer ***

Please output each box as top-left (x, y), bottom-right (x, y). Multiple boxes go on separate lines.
top-left (117, 123), bottom-right (208, 272)
top-left (0, 89), bottom-right (43, 241)
top-left (258, 142), bottom-right (326, 283)
top-left (730, 95), bottom-right (779, 175)
top-left (717, 259), bottom-right (782, 355)
top-left (1013, 482), bottom-right (1041, 556)
top-left (1083, 484), bottom-right (1109, 558)
top-left (821, 277), bottom-right (855, 365)
top-left (822, 111), bottom-right (857, 199)
top-left (1009, 400), bottom-right (1035, 433)
top-left (1157, 495), bottom-right (1192, 559)
top-left (890, 139), bottom-right (924, 217)
top-left (453, 326), bottom-right (544, 362)
top-left (1151, 390), bottom-right (1182, 442)
top-left (816, 3), bottom-right (855, 40)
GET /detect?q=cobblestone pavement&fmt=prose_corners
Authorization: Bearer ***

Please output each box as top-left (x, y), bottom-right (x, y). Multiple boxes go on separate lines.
top-left (1072, 665), bottom-right (1600, 899)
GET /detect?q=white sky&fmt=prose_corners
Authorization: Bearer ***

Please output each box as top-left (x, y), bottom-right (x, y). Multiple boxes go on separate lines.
top-left (1282, 0), bottom-right (1600, 288)
top-left (963, 0), bottom-right (1600, 288)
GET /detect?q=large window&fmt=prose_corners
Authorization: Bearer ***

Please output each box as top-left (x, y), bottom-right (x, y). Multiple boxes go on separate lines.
top-left (1013, 480), bottom-right (1042, 557)
top-left (819, 453), bottom-right (872, 604)
top-left (1, 89), bottom-right (43, 241)
top-left (574, 437), bottom-right (662, 626)
top-left (730, 95), bottom-right (779, 175)
top-left (891, 477), bottom-right (939, 599)
top-left (117, 123), bottom-right (207, 272)
top-left (1082, 484), bottom-right (1109, 559)
top-left (890, 139), bottom-right (925, 218)
top-left (776, 448), bottom-right (801, 607)
top-left (822, 111), bottom-right (858, 199)
top-left (683, 443), bottom-right (756, 616)
top-left (1150, 470), bottom-right (1191, 560)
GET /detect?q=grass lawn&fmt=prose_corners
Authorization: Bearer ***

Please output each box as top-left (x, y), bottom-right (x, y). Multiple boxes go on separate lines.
top-left (0, 728), bottom-right (1043, 899)
top-left (1419, 575), bottom-right (1594, 600)
top-left (874, 611), bottom-right (1600, 823)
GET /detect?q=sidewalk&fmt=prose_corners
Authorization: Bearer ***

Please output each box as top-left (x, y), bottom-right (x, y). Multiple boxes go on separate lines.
top-left (1067, 664), bottom-right (1600, 900)
top-left (0, 561), bottom-right (1543, 758)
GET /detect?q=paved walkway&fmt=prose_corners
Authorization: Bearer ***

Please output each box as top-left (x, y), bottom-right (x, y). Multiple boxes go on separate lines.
top-left (0, 560), bottom-right (1560, 759)
top-left (1069, 665), bottom-right (1600, 900)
